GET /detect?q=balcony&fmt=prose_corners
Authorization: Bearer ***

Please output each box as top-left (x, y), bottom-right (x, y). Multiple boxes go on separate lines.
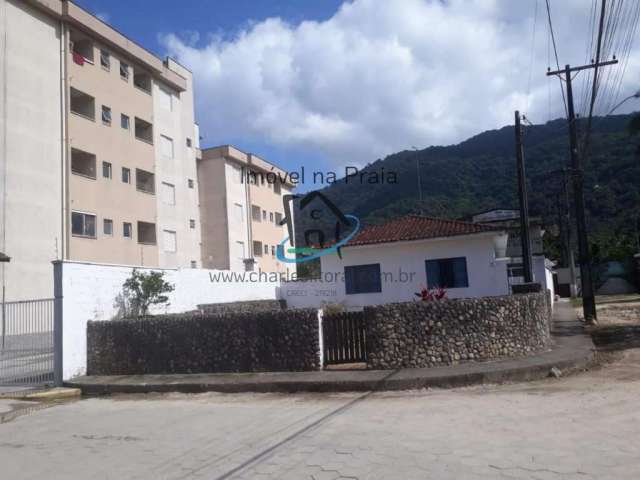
top-left (70, 88), bottom-right (95, 121)
top-left (135, 168), bottom-right (155, 194)
top-left (71, 148), bottom-right (96, 179)
top-left (70, 31), bottom-right (94, 65)
top-left (137, 221), bottom-right (157, 245)
top-left (133, 69), bottom-right (152, 94)
top-left (135, 117), bottom-right (153, 144)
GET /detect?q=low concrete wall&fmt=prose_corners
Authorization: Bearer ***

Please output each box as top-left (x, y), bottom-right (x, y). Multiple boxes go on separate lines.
top-left (364, 292), bottom-right (551, 369)
top-left (87, 309), bottom-right (320, 375)
top-left (197, 299), bottom-right (285, 315)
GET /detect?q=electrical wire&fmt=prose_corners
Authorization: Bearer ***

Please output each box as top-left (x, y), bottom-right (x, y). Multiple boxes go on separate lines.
top-left (525, 0), bottom-right (539, 114)
top-left (545, 0), bottom-right (568, 117)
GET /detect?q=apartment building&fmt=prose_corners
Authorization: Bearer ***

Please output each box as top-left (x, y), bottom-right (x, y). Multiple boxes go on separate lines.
top-left (0, 0), bottom-right (201, 301)
top-left (199, 146), bottom-right (295, 274)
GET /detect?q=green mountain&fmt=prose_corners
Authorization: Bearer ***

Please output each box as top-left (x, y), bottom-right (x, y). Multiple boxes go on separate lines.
top-left (295, 114), bottom-right (640, 264)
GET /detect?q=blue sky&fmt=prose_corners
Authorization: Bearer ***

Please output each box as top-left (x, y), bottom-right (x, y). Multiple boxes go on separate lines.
top-left (74, 0), bottom-right (344, 57)
top-left (72, 1), bottom-right (640, 191)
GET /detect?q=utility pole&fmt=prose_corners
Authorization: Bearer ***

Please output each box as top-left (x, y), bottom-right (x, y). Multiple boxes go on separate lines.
top-left (547, 59), bottom-right (617, 324)
top-left (561, 169), bottom-right (578, 298)
top-left (514, 110), bottom-right (533, 283)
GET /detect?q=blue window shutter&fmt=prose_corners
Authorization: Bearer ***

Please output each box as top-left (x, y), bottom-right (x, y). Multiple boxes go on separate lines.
top-left (345, 264), bottom-right (381, 294)
top-left (425, 260), bottom-right (441, 288)
top-left (452, 257), bottom-right (469, 287)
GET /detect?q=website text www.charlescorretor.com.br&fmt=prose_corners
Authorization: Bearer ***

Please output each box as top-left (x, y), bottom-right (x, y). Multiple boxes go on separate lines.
top-left (208, 268), bottom-right (419, 299)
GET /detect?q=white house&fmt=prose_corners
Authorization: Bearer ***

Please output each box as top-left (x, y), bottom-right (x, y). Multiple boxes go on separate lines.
top-left (282, 215), bottom-right (511, 309)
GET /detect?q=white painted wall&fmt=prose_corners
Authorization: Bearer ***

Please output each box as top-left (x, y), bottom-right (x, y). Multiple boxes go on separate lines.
top-left (0, 0), bottom-right (63, 301)
top-left (225, 161), bottom-right (250, 271)
top-left (283, 234), bottom-right (510, 309)
top-left (56, 260), bottom-right (280, 379)
top-left (153, 60), bottom-right (201, 269)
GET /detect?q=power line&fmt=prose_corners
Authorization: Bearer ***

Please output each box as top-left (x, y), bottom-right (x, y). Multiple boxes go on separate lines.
top-left (545, 0), bottom-right (568, 116)
top-left (525, 0), bottom-right (539, 114)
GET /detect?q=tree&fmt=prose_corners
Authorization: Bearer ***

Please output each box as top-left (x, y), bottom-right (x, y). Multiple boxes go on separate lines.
top-left (122, 269), bottom-right (174, 317)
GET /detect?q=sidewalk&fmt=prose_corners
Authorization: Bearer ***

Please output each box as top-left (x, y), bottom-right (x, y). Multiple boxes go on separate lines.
top-left (67, 300), bottom-right (595, 395)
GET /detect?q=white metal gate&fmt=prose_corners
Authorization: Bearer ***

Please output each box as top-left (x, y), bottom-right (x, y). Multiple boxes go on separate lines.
top-left (0, 298), bottom-right (55, 386)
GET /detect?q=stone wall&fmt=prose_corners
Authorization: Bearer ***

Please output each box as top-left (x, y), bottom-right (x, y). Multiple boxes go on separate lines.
top-left (87, 309), bottom-right (319, 375)
top-left (197, 299), bottom-right (286, 315)
top-left (364, 292), bottom-right (551, 369)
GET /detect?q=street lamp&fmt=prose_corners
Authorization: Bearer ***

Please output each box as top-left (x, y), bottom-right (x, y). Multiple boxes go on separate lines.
top-left (607, 89), bottom-right (640, 115)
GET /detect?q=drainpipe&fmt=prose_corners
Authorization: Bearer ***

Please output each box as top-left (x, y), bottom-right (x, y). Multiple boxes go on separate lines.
top-left (244, 159), bottom-right (254, 266)
top-left (1, 0), bottom-right (8, 303)
top-left (60, 21), bottom-right (70, 260)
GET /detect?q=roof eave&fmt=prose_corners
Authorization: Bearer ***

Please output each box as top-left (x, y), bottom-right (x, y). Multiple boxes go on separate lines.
top-left (344, 229), bottom-right (507, 250)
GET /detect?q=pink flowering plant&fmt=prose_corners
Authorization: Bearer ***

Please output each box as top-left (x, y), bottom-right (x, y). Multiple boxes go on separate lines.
top-left (415, 286), bottom-right (447, 301)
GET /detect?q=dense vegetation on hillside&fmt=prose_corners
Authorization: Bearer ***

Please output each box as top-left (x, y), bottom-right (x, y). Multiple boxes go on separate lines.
top-left (295, 114), bottom-right (640, 265)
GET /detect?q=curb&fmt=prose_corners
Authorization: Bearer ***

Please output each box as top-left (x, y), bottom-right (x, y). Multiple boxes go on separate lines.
top-left (67, 334), bottom-right (595, 395)
top-left (0, 387), bottom-right (82, 401)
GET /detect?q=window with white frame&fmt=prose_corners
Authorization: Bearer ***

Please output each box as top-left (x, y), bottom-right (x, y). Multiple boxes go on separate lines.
top-left (251, 205), bottom-right (261, 222)
top-left (161, 182), bottom-right (175, 205)
top-left (163, 230), bottom-right (177, 252)
top-left (121, 114), bottom-right (130, 130)
top-left (253, 240), bottom-right (263, 257)
top-left (232, 164), bottom-right (242, 184)
top-left (160, 135), bottom-right (174, 159)
top-left (71, 211), bottom-right (96, 238)
top-left (103, 218), bottom-right (113, 235)
top-left (102, 161), bottom-right (112, 179)
top-left (120, 61), bottom-right (129, 80)
top-left (158, 86), bottom-right (173, 111)
top-left (100, 49), bottom-right (110, 70)
top-left (233, 203), bottom-right (243, 223)
top-left (235, 241), bottom-right (245, 260)
top-left (101, 106), bottom-right (111, 125)
top-left (123, 222), bottom-right (132, 238)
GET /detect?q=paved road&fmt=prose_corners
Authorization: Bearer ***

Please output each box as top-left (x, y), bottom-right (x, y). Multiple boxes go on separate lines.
top-left (2, 350), bottom-right (640, 479)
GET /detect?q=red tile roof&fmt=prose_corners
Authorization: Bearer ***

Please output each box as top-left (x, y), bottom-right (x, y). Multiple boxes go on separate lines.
top-left (345, 215), bottom-right (503, 247)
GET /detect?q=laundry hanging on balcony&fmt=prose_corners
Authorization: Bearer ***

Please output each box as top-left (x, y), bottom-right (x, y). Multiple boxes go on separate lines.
top-left (72, 52), bottom-right (85, 66)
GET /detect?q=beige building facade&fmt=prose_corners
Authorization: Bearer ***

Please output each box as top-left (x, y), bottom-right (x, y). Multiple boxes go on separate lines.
top-left (0, 0), bottom-right (201, 301)
top-left (199, 146), bottom-right (295, 275)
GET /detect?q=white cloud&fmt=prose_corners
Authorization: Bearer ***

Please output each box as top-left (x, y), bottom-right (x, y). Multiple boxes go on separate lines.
top-left (162, 0), bottom-right (640, 166)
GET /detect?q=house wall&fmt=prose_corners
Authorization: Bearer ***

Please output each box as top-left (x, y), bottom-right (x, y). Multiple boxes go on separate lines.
top-left (199, 146), bottom-right (295, 273)
top-left (224, 160), bottom-right (249, 271)
top-left (282, 234), bottom-right (510, 309)
top-left (55, 260), bottom-right (281, 379)
top-left (0, 0), bottom-right (63, 301)
top-left (198, 155), bottom-right (233, 269)
top-left (66, 26), bottom-right (159, 266)
top-left (153, 59), bottom-right (201, 269)
top-left (247, 155), bottom-right (291, 274)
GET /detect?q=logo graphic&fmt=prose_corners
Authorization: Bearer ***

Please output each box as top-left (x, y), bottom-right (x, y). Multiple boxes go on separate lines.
top-left (277, 192), bottom-right (360, 264)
